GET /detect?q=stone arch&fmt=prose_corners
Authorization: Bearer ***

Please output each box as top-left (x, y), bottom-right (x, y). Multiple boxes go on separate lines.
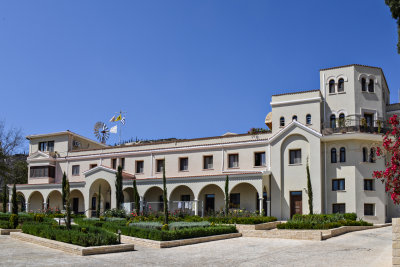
top-left (29, 191), bottom-right (44, 212)
top-left (229, 182), bottom-right (259, 211)
top-left (47, 190), bottom-right (63, 211)
top-left (197, 184), bottom-right (225, 214)
top-left (169, 185), bottom-right (195, 202)
top-left (143, 186), bottom-right (164, 212)
top-left (16, 192), bottom-right (26, 212)
top-left (123, 187), bottom-right (134, 203)
top-left (89, 178), bottom-right (112, 216)
top-left (70, 189), bottom-right (85, 214)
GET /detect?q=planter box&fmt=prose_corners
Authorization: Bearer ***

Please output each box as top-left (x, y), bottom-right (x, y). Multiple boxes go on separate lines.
top-left (0, 229), bottom-right (22, 235)
top-left (121, 232), bottom-right (242, 248)
top-left (235, 221), bottom-right (281, 232)
top-left (10, 232), bottom-right (135, 256)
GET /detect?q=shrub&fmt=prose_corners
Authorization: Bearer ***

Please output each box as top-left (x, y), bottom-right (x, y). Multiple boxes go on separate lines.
top-left (9, 214), bottom-right (18, 229)
top-left (33, 214), bottom-right (45, 223)
top-left (169, 221), bottom-right (210, 231)
top-left (161, 224), bottom-right (169, 231)
top-left (130, 222), bottom-right (162, 230)
top-left (104, 208), bottom-right (126, 218)
top-left (207, 216), bottom-right (277, 225)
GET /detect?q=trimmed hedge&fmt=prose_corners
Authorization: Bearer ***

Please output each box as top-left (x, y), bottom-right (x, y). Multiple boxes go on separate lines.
top-left (206, 216), bottom-right (277, 225)
top-left (129, 221), bottom-right (211, 231)
top-left (0, 213), bottom-right (53, 228)
top-left (22, 222), bottom-right (119, 247)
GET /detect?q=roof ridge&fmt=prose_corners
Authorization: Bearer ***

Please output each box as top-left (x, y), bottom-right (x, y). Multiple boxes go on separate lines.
top-left (272, 89), bottom-right (320, 97)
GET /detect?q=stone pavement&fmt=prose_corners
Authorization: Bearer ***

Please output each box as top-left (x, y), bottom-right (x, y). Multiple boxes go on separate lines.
top-left (0, 226), bottom-right (392, 267)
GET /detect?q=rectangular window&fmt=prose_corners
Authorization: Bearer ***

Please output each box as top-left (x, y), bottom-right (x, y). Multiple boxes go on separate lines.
top-left (364, 179), bottom-right (374, 191)
top-left (111, 158), bottom-right (117, 169)
top-left (39, 142), bottom-right (47, 152)
top-left (229, 193), bottom-right (240, 209)
top-left (332, 203), bottom-right (346, 214)
top-left (203, 156), bottom-right (213, 170)
top-left (136, 160), bottom-right (144, 173)
top-left (156, 159), bottom-right (165, 173)
top-left (254, 152), bottom-right (266, 167)
top-left (289, 149), bottom-right (301, 164)
top-left (72, 165), bottom-right (80, 176)
top-left (120, 158), bottom-right (125, 170)
top-left (364, 203), bottom-right (375, 216)
top-left (30, 166), bottom-right (55, 178)
top-left (179, 157), bottom-right (189, 171)
top-left (90, 164), bottom-right (97, 169)
top-left (38, 141), bottom-right (54, 152)
top-left (228, 154), bottom-right (239, 168)
top-left (332, 179), bottom-right (345, 191)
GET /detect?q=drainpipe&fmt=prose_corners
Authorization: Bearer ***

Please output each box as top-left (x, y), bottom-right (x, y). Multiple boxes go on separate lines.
top-left (150, 153), bottom-right (153, 177)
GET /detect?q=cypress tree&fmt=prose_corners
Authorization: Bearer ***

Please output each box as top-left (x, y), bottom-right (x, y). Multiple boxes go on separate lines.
top-left (12, 184), bottom-right (17, 214)
top-left (162, 160), bottom-right (168, 225)
top-left (65, 179), bottom-right (71, 230)
top-left (225, 175), bottom-right (229, 215)
top-left (133, 178), bottom-right (140, 213)
top-left (2, 180), bottom-right (7, 212)
top-left (306, 158), bottom-right (313, 215)
top-left (97, 184), bottom-right (101, 217)
top-left (115, 166), bottom-right (123, 209)
top-left (61, 172), bottom-right (66, 208)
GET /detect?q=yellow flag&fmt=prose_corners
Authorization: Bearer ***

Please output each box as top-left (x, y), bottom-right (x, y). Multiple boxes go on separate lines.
top-left (115, 114), bottom-right (122, 121)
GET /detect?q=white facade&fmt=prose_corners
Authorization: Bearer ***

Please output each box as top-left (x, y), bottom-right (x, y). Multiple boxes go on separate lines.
top-left (14, 64), bottom-right (400, 224)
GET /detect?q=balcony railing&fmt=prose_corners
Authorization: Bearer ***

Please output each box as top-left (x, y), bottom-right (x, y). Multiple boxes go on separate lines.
top-left (322, 118), bottom-right (391, 135)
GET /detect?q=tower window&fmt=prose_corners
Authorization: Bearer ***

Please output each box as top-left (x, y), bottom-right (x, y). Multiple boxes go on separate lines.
top-left (331, 148), bottom-right (337, 163)
top-left (292, 115), bottom-right (297, 121)
top-left (340, 147), bottom-right (346, 162)
top-left (280, 117), bottom-right (285, 127)
top-left (339, 113), bottom-right (345, 127)
top-left (338, 78), bottom-right (344, 92)
top-left (306, 114), bottom-right (311, 125)
top-left (368, 79), bottom-right (374, 92)
top-left (361, 78), bottom-right (367, 91)
top-left (362, 147), bottom-right (368, 162)
top-left (329, 79), bottom-right (335, 94)
top-left (330, 114), bottom-right (336, 128)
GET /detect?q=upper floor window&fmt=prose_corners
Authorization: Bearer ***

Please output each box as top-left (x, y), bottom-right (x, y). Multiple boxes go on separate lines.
top-left (338, 78), bottom-right (344, 92)
top-left (362, 147), bottom-right (368, 162)
top-left (292, 115), bottom-right (297, 121)
top-left (136, 160), bottom-right (144, 173)
top-left (72, 165), bottom-right (80, 176)
top-left (361, 78), bottom-right (367, 91)
top-left (228, 154), bottom-right (239, 168)
top-left (364, 179), bottom-right (374, 191)
top-left (289, 149), bottom-right (301, 164)
top-left (254, 152), bottom-right (266, 167)
top-left (369, 148), bottom-right (376, 163)
top-left (90, 164), bottom-right (97, 169)
top-left (203, 155), bottom-right (213, 170)
top-left (340, 147), bottom-right (346, 162)
top-left (338, 113), bottom-right (345, 127)
top-left (30, 166), bottom-right (55, 178)
top-left (280, 117), bottom-right (285, 127)
top-left (331, 148), bottom-right (337, 163)
top-left (111, 158), bottom-right (117, 169)
top-left (179, 157), bottom-right (189, 171)
top-left (306, 114), bottom-right (311, 125)
top-left (39, 141), bottom-right (54, 152)
top-left (368, 79), bottom-right (374, 93)
top-left (120, 158), bottom-right (125, 170)
top-left (329, 79), bottom-right (335, 94)
top-left (156, 159), bottom-right (165, 173)
top-left (332, 179), bottom-right (345, 191)
top-left (330, 114), bottom-right (336, 128)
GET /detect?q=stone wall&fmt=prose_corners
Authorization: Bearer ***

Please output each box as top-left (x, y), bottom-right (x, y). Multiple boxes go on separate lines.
top-left (393, 218), bottom-right (400, 266)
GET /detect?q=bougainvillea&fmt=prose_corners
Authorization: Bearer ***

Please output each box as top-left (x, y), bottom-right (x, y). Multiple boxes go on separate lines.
top-left (373, 114), bottom-right (400, 204)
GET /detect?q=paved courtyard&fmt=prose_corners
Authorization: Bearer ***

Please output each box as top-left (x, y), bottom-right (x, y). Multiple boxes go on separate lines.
top-left (0, 226), bottom-right (392, 267)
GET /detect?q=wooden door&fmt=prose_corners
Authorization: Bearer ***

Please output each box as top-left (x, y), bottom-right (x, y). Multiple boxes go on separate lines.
top-left (290, 191), bottom-right (302, 218)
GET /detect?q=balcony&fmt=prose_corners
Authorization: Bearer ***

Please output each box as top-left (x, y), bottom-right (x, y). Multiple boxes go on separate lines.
top-left (322, 118), bottom-right (390, 135)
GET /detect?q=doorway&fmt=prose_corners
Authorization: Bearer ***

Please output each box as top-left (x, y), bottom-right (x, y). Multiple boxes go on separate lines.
top-left (364, 113), bottom-right (373, 127)
top-left (73, 198), bottom-right (79, 214)
top-left (205, 194), bottom-right (215, 213)
top-left (290, 191), bottom-right (302, 218)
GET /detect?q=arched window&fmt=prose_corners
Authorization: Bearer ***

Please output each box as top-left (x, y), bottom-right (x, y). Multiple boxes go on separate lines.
top-left (329, 80), bottom-right (335, 94)
top-left (338, 78), bottom-right (344, 92)
top-left (361, 78), bottom-right (367, 91)
top-left (368, 79), bottom-right (374, 92)
top-left (292, 115), bottom-right (297, 121)
top-left (340, 147), bottom-right (346, 162)
top-left (369, 148), bottom-right (376, 163)
top-left (339, 113), bottom-right (345, 127)
top-left (306, 114), bottom-right (311, 125)
top-left (331, 148), bottom-right (337, 163)
top-left (362, 147), bottom-right (368, 162)
top-left (330, 114), bottom-right (336, 128)
top-left (280, 117), bottom-right (285, 127)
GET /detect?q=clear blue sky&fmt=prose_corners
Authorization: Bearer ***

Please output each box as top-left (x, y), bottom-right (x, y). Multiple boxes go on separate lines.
top-left (0, 1), bottom-right (399, 148)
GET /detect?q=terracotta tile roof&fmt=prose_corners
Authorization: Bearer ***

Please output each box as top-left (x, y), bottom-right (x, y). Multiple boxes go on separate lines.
top-left (272, 89), bottom-right (320, 97)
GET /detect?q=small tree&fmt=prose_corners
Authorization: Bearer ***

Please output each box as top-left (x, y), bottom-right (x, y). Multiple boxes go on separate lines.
top-left (64, 179), bottom-right (71, 230)
top-left (61, 172), bottom-right (67, 208)
top-left (97, 184), bottom-right (101, 217)
top-left (11, 183), bottom-right (18, 214)
top-left (115, 166), bottom-right (123, 209)
top-left (133, 178), bottom-right (140, 213)
top-left (306, 158), bottom-right (313, 215)
top-left (225, 175), bottom-right (229, 215)
top-left (2, 179), bottom-right (7, 212)
top-left (162, 160), bottom-right (168, 225)
top-left (385, 0), bottom-right (400, 53)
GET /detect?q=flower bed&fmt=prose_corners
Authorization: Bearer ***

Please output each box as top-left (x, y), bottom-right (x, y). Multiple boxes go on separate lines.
top-left (277, 213), bottom-right (372, 230)
top-left (130, 221), bottom-right (211, 231)
top-left (21, 222), bottom-right (119, 247)
top-left (206, 216), bottom-right (277, 225)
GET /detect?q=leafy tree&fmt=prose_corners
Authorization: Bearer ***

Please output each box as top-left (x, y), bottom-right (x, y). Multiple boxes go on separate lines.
top-left (62, 172), bottom-right (67, 208)
top-left (2, 179), bottom-right (7, 212)
top-left (225, 175), bottom-right (229, 215)
top-left (374, 114), bottom-right (400, 203)
top-left (306, 158), bottom-right (313, 214)
top-left (162, 160), bottom-right (168, 225)
top-left (97, 184), bottom-right (101, 217)
top-left (385, 0), bottom-right (400, 53)
top-left (11, 183), bottom-right (18, 215)
top-left (10, 159), bottom-right (28, 185)
top-left (64, 179), bottom-right (71, 230)
top-left (133, 178), bottom-right (140, 213)
top-left (115, 166), bottom-right (123, 209)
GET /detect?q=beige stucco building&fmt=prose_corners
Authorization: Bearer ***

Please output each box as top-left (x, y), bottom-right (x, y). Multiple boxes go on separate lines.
top-left (13, 64), bottom-right (400, 224)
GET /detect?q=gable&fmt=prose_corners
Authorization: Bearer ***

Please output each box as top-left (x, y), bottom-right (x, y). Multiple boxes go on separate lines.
top-left (269, 120), bottom-right (322, 144)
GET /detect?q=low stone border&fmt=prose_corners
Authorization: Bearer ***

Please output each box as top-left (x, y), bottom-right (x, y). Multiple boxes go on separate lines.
top-left (0, 229), bottom-right (22, 235)
top-left (235, 221), bottom-right (282, 232)
top-left (10, 232), bottom-right (135, 256)
top-left (241, 224), bottom-right (391, 241)
top-left (121, 232), bottom-right (242, 248)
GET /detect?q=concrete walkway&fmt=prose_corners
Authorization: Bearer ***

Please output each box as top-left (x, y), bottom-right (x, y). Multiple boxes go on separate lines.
top-left (0, 226), bottom-right (392, 267)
